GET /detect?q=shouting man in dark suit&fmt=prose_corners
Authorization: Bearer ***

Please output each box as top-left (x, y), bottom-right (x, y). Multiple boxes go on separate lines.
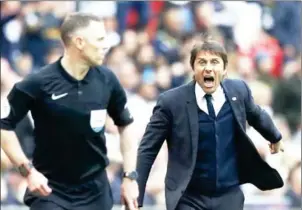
top-left (136, 38), bottom-right (285, 210)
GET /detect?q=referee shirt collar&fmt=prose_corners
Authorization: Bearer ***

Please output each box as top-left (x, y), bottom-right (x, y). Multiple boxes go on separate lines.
top-left (57, 57), bottom-right (94, 84)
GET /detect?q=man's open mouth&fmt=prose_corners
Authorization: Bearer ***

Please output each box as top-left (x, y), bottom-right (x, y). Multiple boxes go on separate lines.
top-left (203, 76), bottom-right (215, 88)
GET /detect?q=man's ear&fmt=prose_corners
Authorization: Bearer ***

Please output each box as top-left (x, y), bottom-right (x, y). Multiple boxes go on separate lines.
top-left (191, 66), bottom-right (196, 80)
top-left (73, 36), bottom-right (85, 51)
top-left (222, 69), bottom-right (228, 79)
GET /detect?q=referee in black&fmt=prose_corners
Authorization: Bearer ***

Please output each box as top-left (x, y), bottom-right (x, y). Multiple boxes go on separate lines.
top-left (1, 13), bottom-right (139, 210)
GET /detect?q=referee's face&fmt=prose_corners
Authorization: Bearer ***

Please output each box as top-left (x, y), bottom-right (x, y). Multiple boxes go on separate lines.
top-left (193, 51), bottom-right (226, 94)
top-left (79, 21), bottom-right (109, 67)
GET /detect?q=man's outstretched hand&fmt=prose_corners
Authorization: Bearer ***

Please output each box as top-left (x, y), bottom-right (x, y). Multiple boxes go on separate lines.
top-left (269, 140), bottom-right (285, 154)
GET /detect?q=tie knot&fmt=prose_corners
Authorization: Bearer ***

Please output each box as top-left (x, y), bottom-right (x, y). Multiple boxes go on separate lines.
top-left (205, 94), bottom-right (212, 100)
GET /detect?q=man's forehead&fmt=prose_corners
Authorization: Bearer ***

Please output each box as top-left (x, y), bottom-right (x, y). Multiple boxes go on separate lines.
top-left (88, 20), bottom-right (105, 28)
top-left (75, 20), bottom-right (105, 36)
top-left (196, 51), bottom-right (222, 60)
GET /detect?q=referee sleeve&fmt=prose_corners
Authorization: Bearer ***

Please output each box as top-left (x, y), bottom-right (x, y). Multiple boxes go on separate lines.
top-left (1, 74), bottom-right (40, 130)
top-left (107, 72), bottom-right (134, 127)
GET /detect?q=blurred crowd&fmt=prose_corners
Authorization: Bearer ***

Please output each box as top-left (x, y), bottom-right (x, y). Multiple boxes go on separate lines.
top-left (1, 1), bottom-right (301, 209)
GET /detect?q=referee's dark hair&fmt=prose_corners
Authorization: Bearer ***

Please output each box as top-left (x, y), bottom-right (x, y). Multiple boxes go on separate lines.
top-left (190, 34), bottom-right (228, 70)
top-left (60, 12), bottom-right (102, 46)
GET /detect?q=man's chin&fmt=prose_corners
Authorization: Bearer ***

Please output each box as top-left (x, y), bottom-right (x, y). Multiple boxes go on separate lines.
top-left (97, 58), bottom-right (104, 65)
top-left (202, 85), bottom-right (217, 94)
top-left (90, 60), bottom-right (103, 67)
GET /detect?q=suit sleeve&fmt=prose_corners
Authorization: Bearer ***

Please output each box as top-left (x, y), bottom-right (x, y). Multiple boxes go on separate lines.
top-left (136, 94), bottom-right (171, 207)
top-left (107, 72), bottom-right (133, 127)
top-left (243, 81), bottom-right (282, 143)
top-left (1, 75), bottom-right (40, 130)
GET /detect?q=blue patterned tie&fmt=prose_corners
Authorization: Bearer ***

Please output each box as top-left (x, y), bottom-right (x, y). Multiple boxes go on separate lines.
top-left (205, 94), bottom-right (215, 119)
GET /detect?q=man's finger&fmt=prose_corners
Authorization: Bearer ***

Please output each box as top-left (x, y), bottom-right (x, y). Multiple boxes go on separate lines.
top-left (38, 185), bottom-right (49, 196)
top-left (270, 147), bottom-right (277, 154)
top-left (31, 188), bottom-right (41, 196)
top-left (134, 199), bottom-right (138, 208)
top-left (121, 196), bottom-right (125, 205)
top-left (38, 188), bottom-right (48, 196)
top-left (268, 144), bottom-right (273, 151)
top-left (41, 183), bottom-right (52, 195)
top-left (125, 199), bottom-right (136, 210)
top-left (273, 148), bottom-right (280, 154)
top-left (31, 187), bottom-right (47, 197)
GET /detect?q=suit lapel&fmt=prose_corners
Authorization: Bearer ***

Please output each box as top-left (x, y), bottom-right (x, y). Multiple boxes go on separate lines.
top-left (221, 80), bottom-right (244, 130)
top-left (186, 81), bottom-right (199, 156)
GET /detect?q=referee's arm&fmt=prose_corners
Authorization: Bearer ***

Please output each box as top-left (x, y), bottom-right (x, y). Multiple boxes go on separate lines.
top-left (1, 84), bottom-right (34, 167)
top-left (107, 72), bottom-right (136, 172)
top-left (118, 121), bottom-right (137, 172)
top-left (1, 77), bottom-right (52, 196)
top-left (107, 71), bottom-right (138, 209)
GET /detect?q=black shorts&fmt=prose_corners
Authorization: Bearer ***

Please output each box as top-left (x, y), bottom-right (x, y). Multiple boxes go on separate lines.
top-left (24, 170), bottom-right (113, 210)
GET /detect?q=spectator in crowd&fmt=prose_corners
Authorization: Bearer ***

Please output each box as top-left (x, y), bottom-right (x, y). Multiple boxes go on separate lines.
top-left (0, 1), bottom-right (22, 67)
top-left (259, 1), bottom-right (301, 54)
top-left (116, 1), bottom-right (150, 34)
top-left (272, 56), bottom-right (301, 134)
top-left (21, 2), bottom-right (65, 67)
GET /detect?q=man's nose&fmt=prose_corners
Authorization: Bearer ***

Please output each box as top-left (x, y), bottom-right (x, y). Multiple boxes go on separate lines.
top-left (204, 65), bottom-right (214, 72)
top-left (101, 45), bottom-right (110, 54)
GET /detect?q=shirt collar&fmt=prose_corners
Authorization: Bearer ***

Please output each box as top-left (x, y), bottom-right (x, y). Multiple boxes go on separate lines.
top-left (195, 82), bottom-right (223, 101)
top-left (57, 57), bottom-right (94, 84)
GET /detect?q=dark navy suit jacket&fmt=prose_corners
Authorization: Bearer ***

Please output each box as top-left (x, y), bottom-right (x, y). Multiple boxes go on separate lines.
top-left (136, 79), bottom-right (283, 210)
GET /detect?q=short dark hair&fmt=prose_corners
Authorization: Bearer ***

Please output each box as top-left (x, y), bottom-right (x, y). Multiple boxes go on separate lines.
top-left (190, 37), bottom-right (228, 70)
top-left (60, 12), bottom-right (102, 46)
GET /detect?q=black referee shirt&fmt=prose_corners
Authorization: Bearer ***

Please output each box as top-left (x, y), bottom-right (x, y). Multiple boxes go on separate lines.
top-left (1, 58), bottom-right (133, 184)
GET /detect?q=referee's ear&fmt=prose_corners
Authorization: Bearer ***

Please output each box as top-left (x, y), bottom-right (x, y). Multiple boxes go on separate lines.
top-left (74, 36), bottom-right (85, 51)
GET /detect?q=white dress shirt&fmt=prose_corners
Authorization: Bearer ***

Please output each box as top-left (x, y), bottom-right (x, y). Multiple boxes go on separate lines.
top-left (195, 83), bottom-right (226, 116)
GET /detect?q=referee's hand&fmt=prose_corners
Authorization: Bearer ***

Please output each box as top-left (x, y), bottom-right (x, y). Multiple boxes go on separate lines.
top-left (26, 168), bottom-right (52, 196)
top-left (121, 178), bottom-right (139, 210)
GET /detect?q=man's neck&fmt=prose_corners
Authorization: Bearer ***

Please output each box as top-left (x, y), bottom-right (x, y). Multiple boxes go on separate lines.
top-left (61, 53), bottom-right (90, 81)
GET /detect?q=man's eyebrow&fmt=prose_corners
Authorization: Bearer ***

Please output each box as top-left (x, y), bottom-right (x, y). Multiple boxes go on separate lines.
top-left (196, 58), bottom-right (220, 61)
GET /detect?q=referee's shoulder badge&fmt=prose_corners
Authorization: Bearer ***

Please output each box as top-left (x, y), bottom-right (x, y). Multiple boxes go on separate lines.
top-left (90, 109), bottom-right (107, 132)
top-left (1, 99), bottom-right (11, 119)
